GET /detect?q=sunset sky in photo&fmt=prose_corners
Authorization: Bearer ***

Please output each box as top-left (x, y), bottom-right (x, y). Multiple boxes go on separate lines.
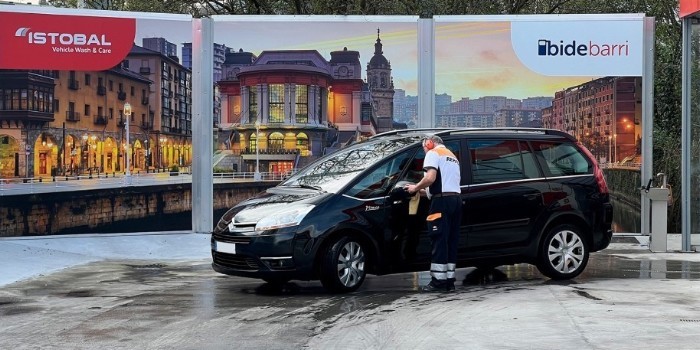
top-left (435, 22), bottom-right (593, 100)
top-left (132, 16), bottom-right (597, 101)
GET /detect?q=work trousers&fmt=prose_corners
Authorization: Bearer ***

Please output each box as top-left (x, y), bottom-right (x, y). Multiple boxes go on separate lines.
top-left (427, 195), bottom-right (462, 284)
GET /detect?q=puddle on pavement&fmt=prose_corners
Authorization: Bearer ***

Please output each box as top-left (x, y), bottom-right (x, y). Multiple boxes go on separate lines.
top-left (581, 255), bottom-right (700, 280)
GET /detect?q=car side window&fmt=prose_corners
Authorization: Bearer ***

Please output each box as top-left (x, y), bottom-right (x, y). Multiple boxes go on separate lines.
top-left (345, 152), bottom-right (411, 199)
top-left (519, 141), bottom-right (541, 179)
top-left (468, 139), bottom-right (537, 184)
top-left (531, 141), bottom-right (592, 176)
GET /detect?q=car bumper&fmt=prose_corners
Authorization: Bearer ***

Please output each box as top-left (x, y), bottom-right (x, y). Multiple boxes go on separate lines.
top-left (210, 230), bottom-right (312, 281)
top-left (592, 202), bottom-right (614, 251)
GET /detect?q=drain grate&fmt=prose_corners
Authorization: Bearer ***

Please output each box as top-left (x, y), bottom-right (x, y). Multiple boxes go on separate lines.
top-left (680, 319), bottom-right (700, 323)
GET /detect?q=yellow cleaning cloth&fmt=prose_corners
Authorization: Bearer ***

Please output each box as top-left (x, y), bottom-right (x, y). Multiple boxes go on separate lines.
top-left (408, 193), bottom-right (420, 215)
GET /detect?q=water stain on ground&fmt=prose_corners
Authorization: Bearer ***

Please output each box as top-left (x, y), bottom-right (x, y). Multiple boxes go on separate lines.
top-left (0, 305), bottom-right (43, 316)
top-left (64, 290), bottom-right (97, 298)
top-left (2, 249), bottom-right (700, 350)
top-left (3, 252), bottom-right (700, 332)
top-left (573, 289), bottom-right (603, 301)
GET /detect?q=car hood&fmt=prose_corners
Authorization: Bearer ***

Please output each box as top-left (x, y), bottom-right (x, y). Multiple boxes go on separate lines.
top-left (231, 187), bottom-right (327, 224)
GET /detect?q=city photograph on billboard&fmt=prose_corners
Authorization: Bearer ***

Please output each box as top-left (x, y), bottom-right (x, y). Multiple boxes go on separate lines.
top-left (0, 8), bottom-right (193, 234)
top-left (0, 10), bottom-right (193, 180)
top-left (211, 16), bottom-right (419, 175)
top-left (433, 16), bottom-right (645, 233)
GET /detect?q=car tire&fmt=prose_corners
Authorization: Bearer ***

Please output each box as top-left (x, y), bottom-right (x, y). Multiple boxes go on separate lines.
top-left (536, 224), bottom-right (589, 280)
top-left (320, 236), bottom-right (367, 293)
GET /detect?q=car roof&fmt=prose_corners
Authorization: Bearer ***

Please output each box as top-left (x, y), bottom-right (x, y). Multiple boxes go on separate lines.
top-left (369, 127), bottom-right (577, 142)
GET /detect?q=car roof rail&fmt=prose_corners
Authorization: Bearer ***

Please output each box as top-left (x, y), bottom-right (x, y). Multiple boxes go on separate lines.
top-left (438, 127), bottom-right (576, 141)
top-left (369, 127), bottom-right (457, 139)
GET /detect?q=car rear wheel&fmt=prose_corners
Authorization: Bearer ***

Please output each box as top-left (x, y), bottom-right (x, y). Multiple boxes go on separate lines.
top-left (536, 224), bottom-right (589, 280)
top-left (320, 236), bottom-right (366, 293)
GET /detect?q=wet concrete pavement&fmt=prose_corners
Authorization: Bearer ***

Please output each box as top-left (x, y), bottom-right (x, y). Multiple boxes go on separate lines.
top-left (1, 234), bottom-right (700, 349)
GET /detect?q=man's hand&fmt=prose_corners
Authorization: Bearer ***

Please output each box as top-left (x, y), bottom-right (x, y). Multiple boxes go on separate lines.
top-left (405, 184), bottom-right (418, 195)
top-left (405, 169), bottom-right (436, 195)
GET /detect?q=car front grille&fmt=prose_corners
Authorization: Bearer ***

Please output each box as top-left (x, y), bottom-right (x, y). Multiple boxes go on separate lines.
top-left (212, 231), bottom-right (252, 244)
top-left (228, 222), bottom-right (256, 235)
top-left (213, 252), bottom-right (260, 270)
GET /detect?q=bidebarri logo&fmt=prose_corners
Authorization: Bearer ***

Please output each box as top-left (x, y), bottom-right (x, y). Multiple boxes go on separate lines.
top-left (537, 39), bottom-right (629, 57)
top-left (14, 27), bottom-right (111, 46)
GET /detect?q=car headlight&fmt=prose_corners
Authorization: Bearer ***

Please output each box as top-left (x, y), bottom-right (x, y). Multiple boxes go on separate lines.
top-left (254, 204), bottom-right (315, 232)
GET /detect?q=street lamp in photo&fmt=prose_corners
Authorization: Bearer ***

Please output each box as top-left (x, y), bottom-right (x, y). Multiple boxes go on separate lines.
top-left (144, 138), bottom-right (149, 170)
top-left (254, 120), bottom-right (261, 181)
top-left (82, 133), bottom-right (88, 171)
top-left (159, 136), bottom-right (167, 169)
top-left (123, 102), bottom-right (132, 185)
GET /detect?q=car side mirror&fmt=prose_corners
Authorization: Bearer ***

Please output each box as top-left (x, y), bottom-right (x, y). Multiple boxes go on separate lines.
top-left (390, 181), bottom-right (413, 201)
top-left (390, 186), bottom-right (408, 195)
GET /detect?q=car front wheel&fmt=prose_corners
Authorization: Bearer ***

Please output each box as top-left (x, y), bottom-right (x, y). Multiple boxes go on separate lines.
top-left (536, 224), bottom-right (589, 280)
top-left (320, 236), bottom-right (366, 293)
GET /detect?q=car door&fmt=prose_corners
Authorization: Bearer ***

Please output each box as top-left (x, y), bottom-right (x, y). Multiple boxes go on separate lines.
top-left (463, 139), bottom-right (548, 254)
top-left (387, 140), bottom-right (464, 271)
top-left (343, 150), bottom-right (418, 269)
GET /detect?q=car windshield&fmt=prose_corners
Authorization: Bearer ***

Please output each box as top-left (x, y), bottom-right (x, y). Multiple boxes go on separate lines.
top-left (280, 137), bottom-right (418, 193)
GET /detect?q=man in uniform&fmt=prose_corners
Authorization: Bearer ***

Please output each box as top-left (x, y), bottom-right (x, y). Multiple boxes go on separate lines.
top-left (405, 135), bottom-right (462, 292)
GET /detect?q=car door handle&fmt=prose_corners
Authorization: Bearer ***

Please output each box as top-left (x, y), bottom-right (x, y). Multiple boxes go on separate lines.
top-left (523, 194), bottom-right (540, 201)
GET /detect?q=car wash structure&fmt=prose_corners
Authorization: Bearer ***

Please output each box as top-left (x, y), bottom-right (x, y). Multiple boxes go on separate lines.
top-left (680, 0), bottom-right (700, 252)
top-left (0, 5), bottom-right (656, 237)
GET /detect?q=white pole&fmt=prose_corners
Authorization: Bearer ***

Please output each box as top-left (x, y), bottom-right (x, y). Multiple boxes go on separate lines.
top-left (418, 18), bottom-right (435, 128)
top-left (640, 17), bottom-right (656, 236)
top-left (191, 18), bottom-right (214, 233)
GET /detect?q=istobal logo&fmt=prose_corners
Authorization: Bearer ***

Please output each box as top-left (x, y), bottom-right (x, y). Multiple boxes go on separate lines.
top-left (537, 39), bottom-right (629, 57)
top-left (14, 26), bottom-right (111, 46)
top-left (15, 27), bottom-right (30, 37)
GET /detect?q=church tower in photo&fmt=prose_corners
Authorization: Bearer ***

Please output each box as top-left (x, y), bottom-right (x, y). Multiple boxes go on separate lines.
top-left (366, 29), bottom-right (395, 130)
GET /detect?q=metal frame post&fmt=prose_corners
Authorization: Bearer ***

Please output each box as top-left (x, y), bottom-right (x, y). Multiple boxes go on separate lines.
top-left (682, 17), bottom-right (693, 252)
top-left (418, 18), bottom-right (435, 128)
top-left (192, 18), bottom-right (214, 233)
top-left (640, 17), bottom-right (655, 236)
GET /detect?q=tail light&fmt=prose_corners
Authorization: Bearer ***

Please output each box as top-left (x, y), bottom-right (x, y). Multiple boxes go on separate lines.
top-left (577, 142), bottom-right (609, 195)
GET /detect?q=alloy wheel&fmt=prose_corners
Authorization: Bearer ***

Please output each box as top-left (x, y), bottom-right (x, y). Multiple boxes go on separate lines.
top-left (336, 241), bottom-right (365, 288)
top-left (547, 229), bottom-right (585, 274)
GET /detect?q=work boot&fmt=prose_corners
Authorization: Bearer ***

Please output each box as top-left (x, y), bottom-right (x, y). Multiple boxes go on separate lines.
top-left (446, 278), bottom-right (456, 292)
top-left (421, 279), bottom-right (447, 293)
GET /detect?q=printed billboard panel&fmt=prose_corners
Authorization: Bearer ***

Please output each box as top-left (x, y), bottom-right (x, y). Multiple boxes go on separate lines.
top-left (211, 16), bottom-right (419, 174)
top-left (434, 15), bottom-right (646, 233)
top-left (511, 19), bottom-right (643, 77)
top-left (0, 8), bottom-right (194, 234)
top-left (681, 0), bottom-right (700, 18)
top-left (0, 12), bottom-right (136, 70)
